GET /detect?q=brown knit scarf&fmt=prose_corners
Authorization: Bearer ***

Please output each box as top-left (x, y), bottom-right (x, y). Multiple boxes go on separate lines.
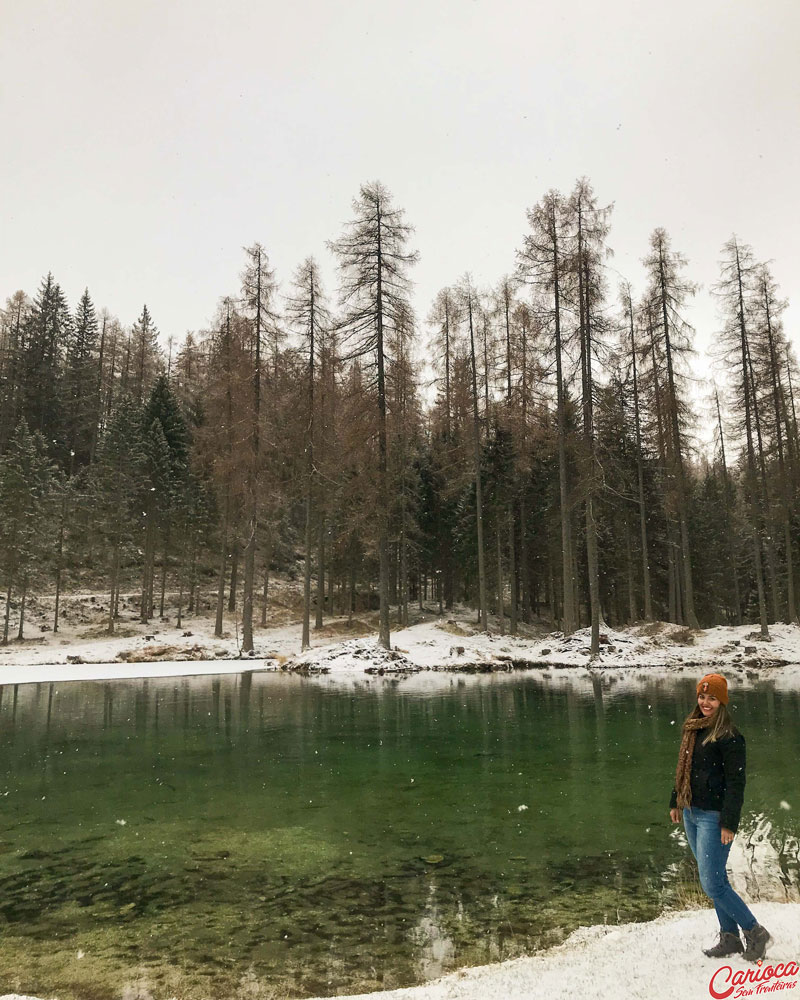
top-left (674, 714), bottom-right (715, 809)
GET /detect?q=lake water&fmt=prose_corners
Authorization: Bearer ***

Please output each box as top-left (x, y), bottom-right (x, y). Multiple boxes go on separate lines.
top-left (0, 671), bottom-right (798, 999)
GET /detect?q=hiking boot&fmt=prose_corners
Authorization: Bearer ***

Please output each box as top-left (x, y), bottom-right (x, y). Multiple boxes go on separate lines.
top-left (703, 932), bottom-right (744, 958)
top-left (743, 924), bottom-right (771, 962)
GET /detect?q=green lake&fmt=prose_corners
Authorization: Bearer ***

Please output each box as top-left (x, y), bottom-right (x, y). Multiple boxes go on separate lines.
top-left (0, 671), bottom-right (798, 999)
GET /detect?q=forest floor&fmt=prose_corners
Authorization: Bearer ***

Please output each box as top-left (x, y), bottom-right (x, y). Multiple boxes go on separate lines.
top-left (1, 578), bottom-right (800, 690)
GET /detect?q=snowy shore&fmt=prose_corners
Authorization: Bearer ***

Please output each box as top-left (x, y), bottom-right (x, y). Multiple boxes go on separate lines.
top-left (3, 589), bottom-right (800, 691)
top-left (307, 902), bottom-right (800, 1000)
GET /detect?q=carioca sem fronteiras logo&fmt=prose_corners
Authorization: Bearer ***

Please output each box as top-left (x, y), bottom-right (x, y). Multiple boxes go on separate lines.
top-left (709, 959), bottom-right (800, 998)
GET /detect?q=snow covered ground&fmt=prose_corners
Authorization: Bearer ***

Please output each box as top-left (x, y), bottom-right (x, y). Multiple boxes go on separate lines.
top-left (3, 590), bottom-right (800, 691)
top-left (288, 617), bottom-right (800, 692)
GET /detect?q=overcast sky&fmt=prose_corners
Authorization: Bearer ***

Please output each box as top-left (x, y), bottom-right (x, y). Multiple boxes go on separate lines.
top-left (2, 0), bottom-right (799, 405)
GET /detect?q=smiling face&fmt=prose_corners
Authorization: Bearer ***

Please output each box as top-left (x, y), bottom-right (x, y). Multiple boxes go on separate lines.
top-left (698, 691), bottom-right (721, 717)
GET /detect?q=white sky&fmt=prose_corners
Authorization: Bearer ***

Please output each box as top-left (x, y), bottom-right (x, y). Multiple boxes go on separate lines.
top-left (2, 0), bottom-right (799, 409)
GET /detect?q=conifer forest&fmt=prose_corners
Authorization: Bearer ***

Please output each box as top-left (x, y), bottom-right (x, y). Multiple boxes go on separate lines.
top-left (2, 178), bottom-right (799, 658)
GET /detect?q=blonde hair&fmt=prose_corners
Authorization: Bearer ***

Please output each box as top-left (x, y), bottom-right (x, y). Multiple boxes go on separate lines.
top-left (686, 702), bottom-right (736, 743)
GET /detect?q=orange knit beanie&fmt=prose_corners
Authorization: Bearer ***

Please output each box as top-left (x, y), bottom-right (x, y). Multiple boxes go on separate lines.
top-left (697, 673), bottom-right (729, 705)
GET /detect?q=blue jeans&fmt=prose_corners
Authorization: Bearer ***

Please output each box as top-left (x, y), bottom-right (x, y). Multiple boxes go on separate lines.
top-left (683, 806), bottom-right (756, 934)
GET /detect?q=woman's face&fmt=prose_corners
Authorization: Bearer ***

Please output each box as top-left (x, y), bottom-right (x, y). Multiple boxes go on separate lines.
top-left (698, 692), bottom-right (721, 717)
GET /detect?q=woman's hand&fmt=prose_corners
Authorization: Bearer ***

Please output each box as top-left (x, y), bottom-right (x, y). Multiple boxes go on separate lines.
top-left (721, 827), bottom-right (735, 845)
top-left (670, 808), bottom-right (681, 823)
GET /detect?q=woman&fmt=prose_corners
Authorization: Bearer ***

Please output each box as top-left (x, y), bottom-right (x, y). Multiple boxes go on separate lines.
top-left (669, 672), bottom-right (771, 962)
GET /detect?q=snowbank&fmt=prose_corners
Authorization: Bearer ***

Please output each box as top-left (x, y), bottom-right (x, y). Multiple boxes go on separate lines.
top-left (305, 901), bottom-right (800, 1000)
top-left (4, 605), bottom-right (800, 691)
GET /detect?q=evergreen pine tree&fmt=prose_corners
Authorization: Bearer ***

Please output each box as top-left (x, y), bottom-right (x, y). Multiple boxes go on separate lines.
top-left (20, 273), bottom-right (72, 451)
top-left (138, 376), bottom-right (189, 621)
top-left (130, 305), bottom-right (162, 405)
top-left (93, 398), bottom-right (146, 631)
top-left (65, 288), bottom-right (100, 466)
top-left (0, 291), bottom-right (30, 452)
top-left (0, 419), bottom-right (53, 642)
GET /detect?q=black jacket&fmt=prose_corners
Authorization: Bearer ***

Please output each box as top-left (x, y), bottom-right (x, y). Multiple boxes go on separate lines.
top-left (669, 728), bottom-right (746, 832)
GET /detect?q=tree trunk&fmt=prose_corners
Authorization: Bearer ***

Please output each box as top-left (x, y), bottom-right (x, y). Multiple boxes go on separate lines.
top-left (714, 390), bottom-right (742, 625)
top-left (148, 542), bottom-right (156, 620)
top-left (53, 484), bottom-right (67, 633)
top-left (302, 282), bottom-right (316, 650)
top-left (113, 573), bottom-right (120, 620)
top-left (552, 217), bottom-right (575, 634)
top-left (214, 501), bottom-right (228, 638)
top-left (761, 285), bottom-right (795, 622)
top-left (519, 498), bottom-right (531, 623)
top-left (658, 246), bottom-right (699, 627)
top-left (627, 289), bottom-right (653, 620)
top-left (496, 521), bottom-right (505, 634)
top-left (349, 559), bottom-right (356, 624)
top-left (176, 545), bottom-right (184, 629)
top-left (734, 246), bottom-right (770, 638)
top-left (108, 536), bottom-right (120, 635)
top-left (667, 538), bottom-right (677, 624)
top-left (572, 541), bottom-right (581, 629)
top-left (141, 520), bottom-right (153, 623)
top-left (302, 495), bottom-right (313, 649)
top-left (626, 520), bottom-right (637, 622)
top-left (467, 292), bottom-right (488, 630)
top-left (2, 577), bottom-right (12, 645)
top-left (228, 540), bottom-right (239, 613)
top-left (375, 206), bottom-right (391, 650)
top-left (17, 577), bottom-right (27, 641)
top-left (399, 524), bottom-right (409, 627)
top-left (315, 517), bottom-right (325, 628)
top-left (577, 204), bottom-right (600, 658)
top-left (260, 533), bottom-right (272, 627)
top-left (159, 521), bottom-right (171, 618)
top-left (549, 556), bottom-right (558, 625)
top-left (241, 515), bottom-right (257, 653)
top-left (188, 533), bottom-right (198, 614)
top-left (508, 506), bottom-right (518, 634)
top-left (241, 245), bottom-right (263, 655)
top-left (747, 344), bottom-right (780, 622)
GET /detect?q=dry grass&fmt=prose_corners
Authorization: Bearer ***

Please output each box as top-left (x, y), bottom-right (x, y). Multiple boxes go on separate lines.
top-left (669, 874), bottom-right (709, 911)
top-left (117, 644), bottom-right (212, 663)
top-left (316, 617), bottom-right (373, 635)
top-left (436, 621), bottom-right (475, 637)
top-left (635, 621), bottom-right (669, 637)
top-left (671, 627), bottom-right (701, 646)
top-left (79, 625), bottom-right (140, 639)
top-left (634, 621), bottom-right (701, 646)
